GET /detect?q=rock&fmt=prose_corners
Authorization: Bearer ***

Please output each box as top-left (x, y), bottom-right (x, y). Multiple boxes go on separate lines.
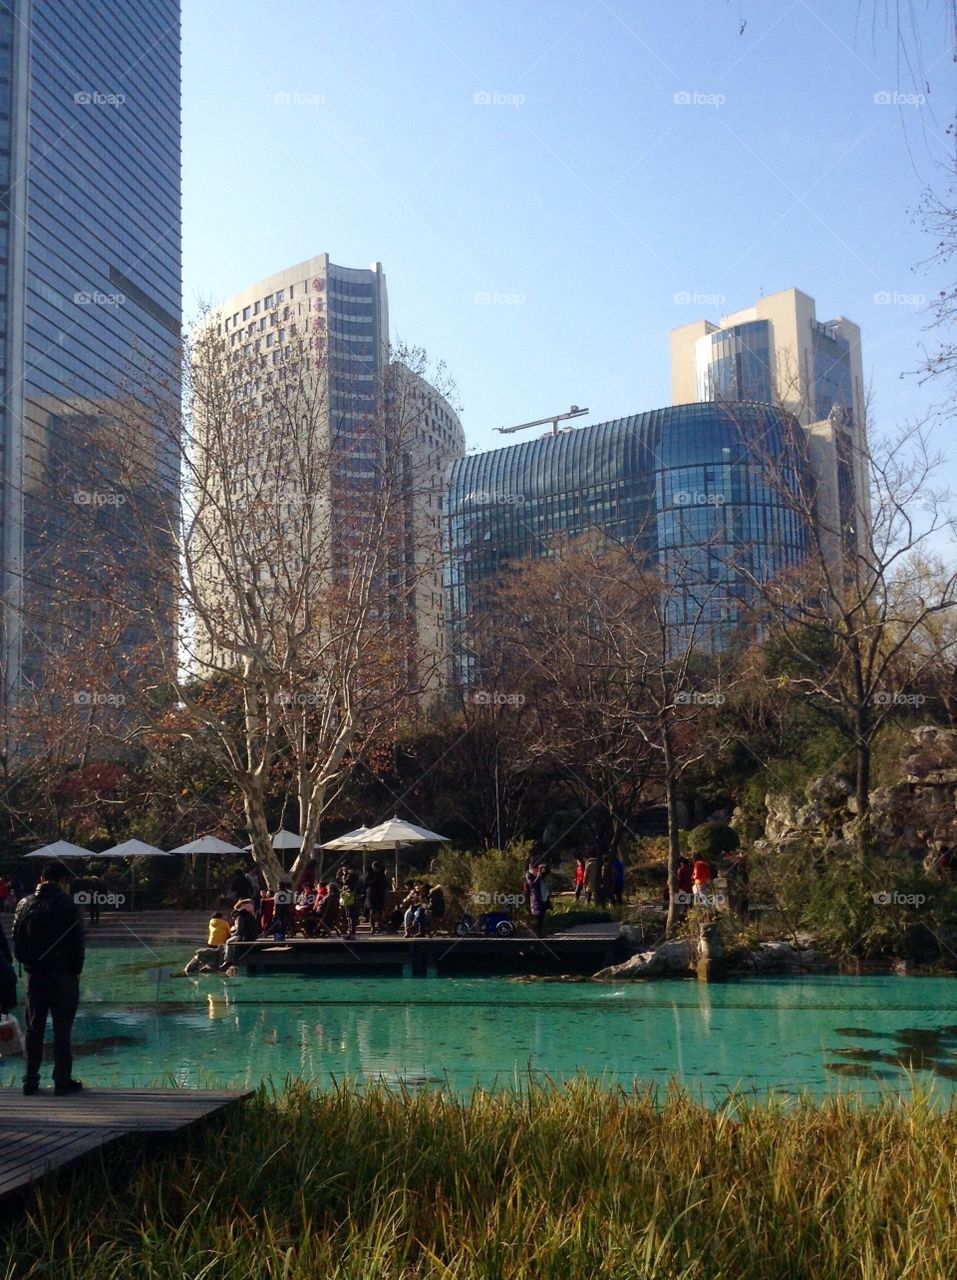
top-left (593, 938), bottom-right (691, 981)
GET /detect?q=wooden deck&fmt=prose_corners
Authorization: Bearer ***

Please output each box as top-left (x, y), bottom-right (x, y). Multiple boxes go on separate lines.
top-left (235, 923), bottom-right (627, 977)
top-left (0, 1087), bottom-right (250, 1203)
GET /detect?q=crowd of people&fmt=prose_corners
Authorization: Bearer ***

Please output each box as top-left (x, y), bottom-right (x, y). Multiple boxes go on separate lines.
top-left (572, 854), bottom-right (625, 906)
top-left (186, 862), bottom-right (449, 972)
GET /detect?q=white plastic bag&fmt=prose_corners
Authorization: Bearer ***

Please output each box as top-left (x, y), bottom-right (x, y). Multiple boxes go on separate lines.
top-left (0, 1013), bottom-right (24, 1058)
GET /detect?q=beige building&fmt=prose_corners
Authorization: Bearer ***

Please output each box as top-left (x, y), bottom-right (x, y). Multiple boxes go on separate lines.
top-left (191, 254), bottom-right (463, 695)
top-left (670, 287), bottom-right (870, 564)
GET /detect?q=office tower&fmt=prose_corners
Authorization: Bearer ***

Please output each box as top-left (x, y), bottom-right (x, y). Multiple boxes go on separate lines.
top-left (446, 402), bottom-right (809, 668)
top-left (670, 288), bottom-right (869, 559)
top-left (195, 254), bottom-right (463, 692)
top-left (0, 0), bottom-right (182, 717)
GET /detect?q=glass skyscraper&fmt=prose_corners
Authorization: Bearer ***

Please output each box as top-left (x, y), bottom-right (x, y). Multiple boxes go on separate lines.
top-left (446, 402), bottom-right (808, 669)
top-left (0, 0), bottom-right (182, 710)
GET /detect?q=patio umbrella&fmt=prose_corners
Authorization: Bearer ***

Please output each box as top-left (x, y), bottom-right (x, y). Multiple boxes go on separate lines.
top-left (23, 839), bottom-right (92, 860)
top-left (243, 828), bottom-right (304, 871)
top-left (320, 826), bottom-right (371, 850)
top-left (169, 836), bottom-right (245, 855)
top-left (92, 839), bottom-right (175, 907)
top-left (169, 835), bottom-right (246, 905)
top-left (320, 826), bottom-right (373, 877)
top-left (341, 817), bottom-right (450, 886)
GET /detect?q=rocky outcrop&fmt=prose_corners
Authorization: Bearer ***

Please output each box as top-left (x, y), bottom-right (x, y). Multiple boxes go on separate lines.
top-left (593, 938), bottom-right (691, 980)
top-left (755, 726), bottom-right (957, 862)
top-left (592, 935), bottom-right (836, 980)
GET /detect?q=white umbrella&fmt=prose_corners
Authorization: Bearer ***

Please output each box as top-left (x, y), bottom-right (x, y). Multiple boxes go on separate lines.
top-left (320, 826), bottom-right (371, 851)
top-left (362, 818), bottom-right (450, 844)
top-left (23, 839), bottom-right (91, 860)
top-left (341, 817), bottom-right (450, 884)
top-left (169, 835), bottom-right (246, 907)
top-left (91, 839), bottom-right (175, 908)
top-left (169, 836), bottom-right (245, 855)
top-left (320, 826), bottom-right (374, 879)
top-left (243, 830), bottom-right (304, 869)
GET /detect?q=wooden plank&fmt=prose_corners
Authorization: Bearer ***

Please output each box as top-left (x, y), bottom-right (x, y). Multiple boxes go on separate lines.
top-left (0, 1088), bottom-right (250, 1203)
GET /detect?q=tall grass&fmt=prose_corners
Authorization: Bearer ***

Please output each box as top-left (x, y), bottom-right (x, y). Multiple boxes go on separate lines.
top-left (4, 1078), bottom-right (957, 1279)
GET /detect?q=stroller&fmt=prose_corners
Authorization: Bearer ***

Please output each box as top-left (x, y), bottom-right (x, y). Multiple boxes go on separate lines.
top-left (454, 910), bottom-right (516, 938)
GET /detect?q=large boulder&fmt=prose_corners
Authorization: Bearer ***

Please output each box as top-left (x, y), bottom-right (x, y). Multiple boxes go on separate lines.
top-left (592, 938), bottom-right (691, 981)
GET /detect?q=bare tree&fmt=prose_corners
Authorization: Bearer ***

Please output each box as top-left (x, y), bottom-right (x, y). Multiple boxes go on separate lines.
top-left (64, 306), bottom-right (457, 886)
top-left (738, 411), bottom-right (957, 851)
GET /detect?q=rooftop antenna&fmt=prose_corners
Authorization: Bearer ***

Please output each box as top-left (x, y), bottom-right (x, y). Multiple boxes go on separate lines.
top-left (494, 404), bottom-right (589, 437)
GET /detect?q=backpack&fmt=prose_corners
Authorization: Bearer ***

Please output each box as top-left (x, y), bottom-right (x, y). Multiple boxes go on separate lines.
top-left (13, 895), bottom-right (59, 967)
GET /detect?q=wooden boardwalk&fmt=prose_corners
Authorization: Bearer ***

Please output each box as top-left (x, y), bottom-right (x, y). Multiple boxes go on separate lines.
top-left (236, 922), bottom-right (627, 977)
top-left (0, 1087), bottom-right (250, 1203)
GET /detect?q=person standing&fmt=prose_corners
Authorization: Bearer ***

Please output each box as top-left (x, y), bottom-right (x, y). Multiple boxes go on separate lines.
top-left (340, 867), bottom-right (361, 939)
top-left (525, 863), bottom-right (551, 937)
top-left (365, 861), bottom-right (389, 933)
top-left (12, 860), bottom-right (85, 1096)
top-left (691, 855), bottom-right (714, 907)
top-left (573, 856), bottom-right (586, 901)
top-left (583, 853), bottom-right (599, 905)
top-left (611, 855), bottom-right (625, 905)
top-left (0, 913), bottom-right (16, 1015)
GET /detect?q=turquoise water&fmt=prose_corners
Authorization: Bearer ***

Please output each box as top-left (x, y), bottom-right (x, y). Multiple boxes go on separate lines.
top-left (3, 948), bottom-right (957, 1102)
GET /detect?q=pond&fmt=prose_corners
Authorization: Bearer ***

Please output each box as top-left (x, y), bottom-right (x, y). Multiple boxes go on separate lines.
top-left (3, 947), bottom-right (957, 1102)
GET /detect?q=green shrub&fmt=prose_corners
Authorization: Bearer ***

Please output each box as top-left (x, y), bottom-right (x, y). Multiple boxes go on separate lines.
top-left (688, 822), bottom-right (740, 858)
top-left (468, 839), bottom-right (537, 908)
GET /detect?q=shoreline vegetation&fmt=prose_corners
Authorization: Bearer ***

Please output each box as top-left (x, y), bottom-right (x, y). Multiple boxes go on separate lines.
top-left (4, 1079), bottom-right (957, 1279)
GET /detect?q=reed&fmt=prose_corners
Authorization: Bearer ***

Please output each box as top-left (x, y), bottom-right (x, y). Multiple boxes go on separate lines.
top-left (4, 1078), bottom-right (956, 1279)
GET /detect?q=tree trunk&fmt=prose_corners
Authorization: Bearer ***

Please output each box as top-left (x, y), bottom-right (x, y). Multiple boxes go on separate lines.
top-left (855, 707), bottom-right (871, 859)
top-left (244, 791), bottom-right (284, 887)
top-left (663, 721), bottom-right (681, 938)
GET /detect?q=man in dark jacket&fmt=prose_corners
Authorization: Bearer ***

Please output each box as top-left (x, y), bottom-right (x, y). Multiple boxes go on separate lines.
top-left (0, 914), bottom-right (15, 1013)
top-left (12, 860), bottom-right (85, 1096)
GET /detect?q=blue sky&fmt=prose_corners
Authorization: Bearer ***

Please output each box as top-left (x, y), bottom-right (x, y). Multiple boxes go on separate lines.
top-left (182, 0), bottom-right (954, 461)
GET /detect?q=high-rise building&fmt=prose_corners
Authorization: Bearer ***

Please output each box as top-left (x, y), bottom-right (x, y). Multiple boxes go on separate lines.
top-left (670, 288), bottom-right (869, 560)
top-left (195, 254), bottom-right (463, 692)
top-left (0, 0), bottom-right (182, 713)
top-left (446, 402), bottom-right (809, 670)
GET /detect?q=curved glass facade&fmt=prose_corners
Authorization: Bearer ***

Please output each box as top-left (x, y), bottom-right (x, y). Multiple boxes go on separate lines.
top-left (446, 402), bottom-right (808, 664)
